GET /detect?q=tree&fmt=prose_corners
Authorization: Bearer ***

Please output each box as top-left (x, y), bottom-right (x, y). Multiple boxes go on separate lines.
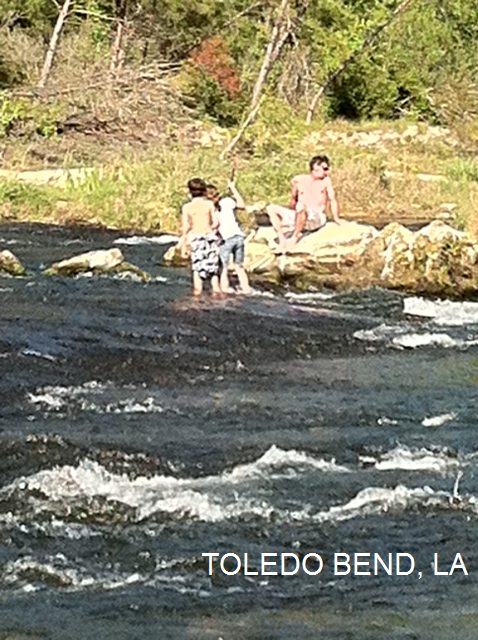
top-left (37, 0), bottom-right (74, 91)
top-left (221, 0), bottom-right (292, 158)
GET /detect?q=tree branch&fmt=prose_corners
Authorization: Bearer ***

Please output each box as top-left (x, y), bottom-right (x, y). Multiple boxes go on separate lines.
top-left (38, 0), bottom-right (73, 92)
top-left (221, 0), bottom-right (291, 159)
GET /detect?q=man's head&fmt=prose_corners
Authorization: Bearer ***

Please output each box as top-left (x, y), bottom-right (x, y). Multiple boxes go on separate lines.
top-left (309, 155), bottom-right (330, 179)
top-left (187, 177), bottom-right (207, 197)
top-left (205, 183), bottom-right (220, 204)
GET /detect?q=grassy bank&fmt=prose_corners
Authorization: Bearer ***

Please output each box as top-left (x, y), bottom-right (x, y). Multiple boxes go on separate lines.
top-left (0, 118), bottom-right (477, 237)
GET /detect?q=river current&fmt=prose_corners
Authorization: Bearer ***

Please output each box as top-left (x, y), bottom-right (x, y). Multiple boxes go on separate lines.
top-left (1, 222), bottom-right (478, 639)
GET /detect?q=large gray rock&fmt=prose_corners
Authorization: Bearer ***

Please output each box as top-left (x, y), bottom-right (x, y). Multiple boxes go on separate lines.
top-left (160, 218), bottom-right (478, 296)
top-left (43, 248), bottom-right (151, 281)
top-left (246, 220), bottom-right (478, 296)
top-left (245, 221), bottom-right (377, 288)
top-left (0, 249), bottom-right (26, 276)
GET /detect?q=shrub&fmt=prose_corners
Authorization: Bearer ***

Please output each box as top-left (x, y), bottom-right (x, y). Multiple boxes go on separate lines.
top-left (183, 36), bottom-right (245, 126)
top-left (432, 73), bottom-right (478, 153)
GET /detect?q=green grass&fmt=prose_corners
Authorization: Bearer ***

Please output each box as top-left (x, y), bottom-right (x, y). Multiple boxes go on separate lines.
top-left (1, 118), bottom-right (478, 238)
top-left (447, 158), bottom-right (478, 183)
top-left (0, 180), bottom-right (56, 216)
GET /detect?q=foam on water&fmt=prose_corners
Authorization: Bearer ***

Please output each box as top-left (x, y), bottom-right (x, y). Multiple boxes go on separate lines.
top-left (21, 349), bottom-right (57, 361)
top-left (27, 381), bottom-right (164, 414)
top-left (422, 412), bottom-right (457, 427)
top-left (2, 555), bottom-right (97, 592)
top-left (5, 444), bottom-right (477, 529)
top-left (285, 291), bottom-right (336, 303)
top-left (354, 324), bottom-right (478, 350)
top-left (312, 484), bottom-right (478, 524)
top-left (361, 445), bottom-right (461, 473)
top-left (0, 555), bottom-right (177, 595)
top-left (114, 234), bottom-right (179, 246)
top-left (1, 447), bottom-right (349, 524)
top-left (225, 445), bottom-right (350, 480)
top-left (404, 297), bottom-right (478, 326)
top-left (391, 333), bottom-right (477, 349)
top-left (354, 323), bottom-right (405, 342)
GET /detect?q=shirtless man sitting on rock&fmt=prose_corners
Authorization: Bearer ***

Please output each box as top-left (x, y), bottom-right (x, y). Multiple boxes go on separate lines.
top-left (266, 154), bottom-right (342, 251)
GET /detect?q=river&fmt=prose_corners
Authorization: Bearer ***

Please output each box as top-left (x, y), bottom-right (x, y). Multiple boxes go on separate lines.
top-left (1, 222), bottom-right (477, 639)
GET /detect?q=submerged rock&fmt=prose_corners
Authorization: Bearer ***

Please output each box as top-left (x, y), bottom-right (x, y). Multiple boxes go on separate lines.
top-left (0, 249), bottom-right (26, 276)
top-left (43, 248), bottom-right (151, 282)
top-left (162, 242), bottom-right (188, 267)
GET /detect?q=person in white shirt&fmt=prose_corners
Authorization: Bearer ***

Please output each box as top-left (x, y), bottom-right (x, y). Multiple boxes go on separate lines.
top-left (206, 180), bottom-right (252, 295)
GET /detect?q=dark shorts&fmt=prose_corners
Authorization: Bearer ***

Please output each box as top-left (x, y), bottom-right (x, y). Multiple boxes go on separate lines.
top-left (219, 234), bottom-right (245, 267)
top-left (190, 234), bottom-right (219, 279)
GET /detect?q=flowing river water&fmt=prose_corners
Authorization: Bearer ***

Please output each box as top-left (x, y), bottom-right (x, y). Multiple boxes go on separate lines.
top-left (1, 222), bottom-right (478, 639)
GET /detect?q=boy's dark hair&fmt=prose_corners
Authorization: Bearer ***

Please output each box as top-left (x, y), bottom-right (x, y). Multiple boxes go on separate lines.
top-left (309, 154), bottom-right (330, 171)
top-left (187, 177), bottom-right (207, 197)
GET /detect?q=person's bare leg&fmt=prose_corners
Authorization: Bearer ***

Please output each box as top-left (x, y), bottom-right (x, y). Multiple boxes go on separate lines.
top-left (287, 209), bottom-right (306, 249)
top-left (220, 265), bottom-right (234, 293)
top-left (235, 265), bottom-right (251, 295)
top-left (211, 274), bottom-right (222, 297)
top-left (266, 204), bottom-right (286, 250)
top-left (192, 271), bottom-right (203, 296)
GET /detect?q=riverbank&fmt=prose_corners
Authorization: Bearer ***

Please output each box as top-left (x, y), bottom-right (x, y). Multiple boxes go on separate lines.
top-left (1, 119), bottom-right (477, 238)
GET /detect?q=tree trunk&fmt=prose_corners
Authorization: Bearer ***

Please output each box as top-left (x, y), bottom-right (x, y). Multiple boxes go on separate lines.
top-left (220, 0), bottom-right (290, 159)
top-left (221, 0), bottom-right (290, 159)
top-left (110, 0), bottom-right (128, 78)
top-left (306, 0), bottom-right (415, 124)
top-left (37, 0), bottom-right (73, 92)
top-left (250, 0), bottom-right (290, 111)
top-left (219, 99), bottom-right (263, 161)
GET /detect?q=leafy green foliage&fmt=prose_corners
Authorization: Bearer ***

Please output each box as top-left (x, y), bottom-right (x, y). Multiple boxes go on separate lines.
top-left (0, 0), bottom-right (477, 128)
top-left (0, 93), bottom-right (65, 138)
top-left (0, 93), bottom-right (25, 135)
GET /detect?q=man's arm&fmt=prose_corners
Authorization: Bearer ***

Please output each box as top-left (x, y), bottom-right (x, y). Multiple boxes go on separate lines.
top-left (326, 178), bottom-right (341, 223)
top-left (289, 177), bottom-right (299, 210)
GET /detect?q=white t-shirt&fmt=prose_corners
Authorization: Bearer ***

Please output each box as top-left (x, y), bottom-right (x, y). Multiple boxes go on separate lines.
top-left (217, 196), bottom-right (244, 240)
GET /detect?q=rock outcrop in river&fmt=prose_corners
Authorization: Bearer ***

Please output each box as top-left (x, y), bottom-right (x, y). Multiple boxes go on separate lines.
top-left (43, 248), bottom-right (151, 282)
top-left (245, 220), bottom-right (478, 296)
top-left (163, 219), bottom-right (478, 297)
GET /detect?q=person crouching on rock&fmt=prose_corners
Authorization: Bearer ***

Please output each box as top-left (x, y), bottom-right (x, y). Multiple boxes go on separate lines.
top-left (179, 177), bottom-right (222, 297)
top-left (206, 180), bottom-right (252, 295)
top-left (265, 154), bottom-right (342, 252)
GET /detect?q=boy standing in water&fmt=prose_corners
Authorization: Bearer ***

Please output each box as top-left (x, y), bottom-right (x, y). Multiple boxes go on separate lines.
top-left (206, 179), bottom-right (252, 295)
top-left (179, 177), bottom-right (221, 297)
